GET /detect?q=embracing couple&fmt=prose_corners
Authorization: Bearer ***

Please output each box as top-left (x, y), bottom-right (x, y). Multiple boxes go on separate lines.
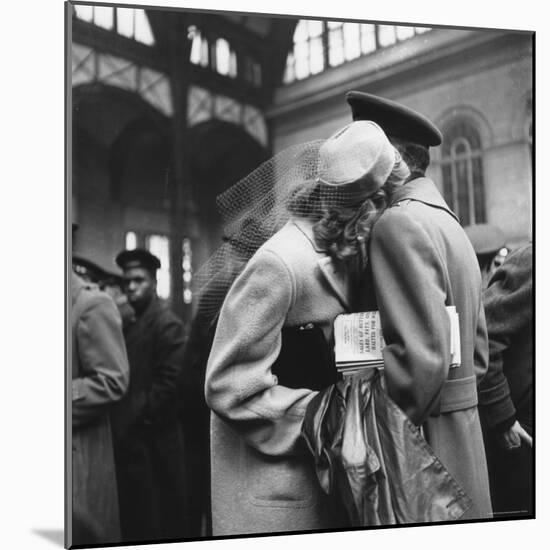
top-left (202, 91), bottom-right (493, 535)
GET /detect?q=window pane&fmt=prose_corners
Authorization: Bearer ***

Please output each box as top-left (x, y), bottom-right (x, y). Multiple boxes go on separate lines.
top-left (229, 51), bottom-right (238, 78)
top-left (93, 6), bottom-right (114, 30)
top-left (309, 37), bottom-right (324, 74)
top-left (441, 164), bottom-right (454, 210)
top-left (453, 140), bottom-right (469, 157)
top-left (415, 26), bottom-right (431, 34)
top-left (473, 157), bottom-right (486, 223)
top-left (283, 53), bottom-right (295, 83)
top-left (183, 288), bottom-right (193, 304)
top-left (456, 159), bottom-right (471, 225)
top-left (343, 23), bottom-right (361, 61)
top-left (134, 9), bottom-right (155, 45)
top-left (116, 8), bottom-right (134, 38)
top-left (378, 25), bottom-right (397, 47)
top-left (189, 31), bottom-right (203, 65)
top-left (308, 20), bottom-right (323, 37)
top-left (328, 27), bottom-right (344, 67)
top-left (147, 235), bottom-right (170, 299)
top-left (125, 231), bottom-right (137, 250)
top-left (200, 38), bottom-right (209, 67)
top-left (396, 25), bottom-right (415, 41)
top-left (216, 38), bottom-right (231, 75)
top-left (360, 25), bottom-right (376, 53)
top-left (74, 5), bottom-right (93, 22)
top-left (293, 20), bottom-right (309, 42)
top-left (182, 238), bottom-right (193, 304)
top-left (327, 21), bottom-right (342, 30)
top-left (294, 42), bottom-right (310, 79)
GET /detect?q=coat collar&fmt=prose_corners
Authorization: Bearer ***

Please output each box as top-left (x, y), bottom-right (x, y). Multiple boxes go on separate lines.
top-left (292, 219), bottom-right (351, 309)
top-left (390, 177), bottom-right (459, 223)
top-left (292, 218), bottom-right (322, 252)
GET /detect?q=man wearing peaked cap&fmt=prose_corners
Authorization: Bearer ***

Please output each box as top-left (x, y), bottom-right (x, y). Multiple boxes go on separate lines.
top-left (116, 247), bottom-right (161, 273)
top-left (347, 91), bottom-right (493, 521)
top-left (115, 248), bottom-right (161, 315)
top-left (347, 91), bottom-right (443, 146)
top-left (110, 247), bottom-right (188, 541)
top-left (73, 255), bottom-right (108, 285)
top-left (70, 269), bottom-right (129, 546)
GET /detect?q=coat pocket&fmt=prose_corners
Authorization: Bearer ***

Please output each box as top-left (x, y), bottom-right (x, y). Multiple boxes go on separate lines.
top-left (244, 445), bottom-right (315, 508)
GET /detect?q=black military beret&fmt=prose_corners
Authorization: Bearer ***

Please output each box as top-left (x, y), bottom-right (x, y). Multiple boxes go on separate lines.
top-left (346, 91), bottom-right (443, 147)
top-left (115, 248), bottom-right (161, 272)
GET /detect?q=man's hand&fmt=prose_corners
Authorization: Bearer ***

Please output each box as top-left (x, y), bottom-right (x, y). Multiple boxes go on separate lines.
top-left (499, 420), bottom-right (532, 450)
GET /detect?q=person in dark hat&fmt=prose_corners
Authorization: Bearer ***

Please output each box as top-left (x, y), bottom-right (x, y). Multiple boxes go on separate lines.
top-left (110, 248), bottom-right (188, 542)
top-left (72, 255), bottom-right (135, 325)
top-left (478, 243), bottom-right (533, 518)
top-left (72, 255), bottom-right (108, 285)
top-left (115, 249), bottom-right (161, 314)
top-left (70, 269), bottom-right (129, 546)
top-left (346, 91), bottom-right (492, 520)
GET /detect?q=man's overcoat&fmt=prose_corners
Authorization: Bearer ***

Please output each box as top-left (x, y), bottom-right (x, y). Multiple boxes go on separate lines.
top-left (478, 243), bottom-right (533, 516)
top-left (71, 273), bottom-right (129, 545)
top-left (478, 243), bottom-right (533, 433)
top-left (110, 296), bottom-right (188, 540)
top-left (366, 177), bottom-right (492, 520)
top-left (205, 219), bottom-right (353, 536)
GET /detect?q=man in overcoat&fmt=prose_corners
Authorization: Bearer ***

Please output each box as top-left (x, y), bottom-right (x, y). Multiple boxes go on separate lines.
top-left (111, 249), bottom-right (188, 542)
top-left (71, 271), bottom-right (129, 546)
top-left (478, 243), bottom-right (533, 516)
top-left (347, 91), bottom-right (493, 520)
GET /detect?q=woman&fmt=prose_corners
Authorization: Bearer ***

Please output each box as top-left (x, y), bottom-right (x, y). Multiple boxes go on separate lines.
top-left (204, 121), bottom-right (410, 536)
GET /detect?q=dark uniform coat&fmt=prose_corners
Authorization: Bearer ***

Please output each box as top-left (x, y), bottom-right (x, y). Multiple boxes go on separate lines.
top-left (479, 243), bottom-right (533, 433)
top-left (205, 219), bottom-right (352, 536)
top-left (366, 177), bottom-right (492, 520)
top-left (71, 273), bottom-right (129, 545)
top-left (478, 243), bottom-right (533, 515)
top-left (111, 296), bottom-right (187, 541)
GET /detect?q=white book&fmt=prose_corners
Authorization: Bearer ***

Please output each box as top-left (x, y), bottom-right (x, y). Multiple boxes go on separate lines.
top-left (334, 306), bottom-right (461, 374)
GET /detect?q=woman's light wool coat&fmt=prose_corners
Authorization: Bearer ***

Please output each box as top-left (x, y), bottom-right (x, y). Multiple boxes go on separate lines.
top-left (205, 219), bottom-right (351, 536)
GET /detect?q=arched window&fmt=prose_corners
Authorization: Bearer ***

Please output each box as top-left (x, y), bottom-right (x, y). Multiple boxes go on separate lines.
top-left (187, 26), bottom-right (240, 80)
top-left (285, 20), bottom-right (325, 82)
top-left (189, 26), bottom-right (209, 67)
top-left (440, 121), bottom-right (486, 226)
top-left (214, 38), bottom-right (237, 78)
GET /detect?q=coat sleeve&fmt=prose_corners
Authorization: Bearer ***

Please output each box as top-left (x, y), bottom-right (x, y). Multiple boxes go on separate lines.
top-left (73, 292), bottom-right (130, 428)
top-left (477, 245), bottom-right (532, 430)
top-left (205, 248), bottom-right (316, 456)
top-left (473, 298), bottom-right (489, 384)
top-left (370, 209), bottom-right (450, 425)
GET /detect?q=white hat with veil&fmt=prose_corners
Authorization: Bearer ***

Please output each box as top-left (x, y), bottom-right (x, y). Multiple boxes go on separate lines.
top-left (193, 121), bottom-right (409, 324)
